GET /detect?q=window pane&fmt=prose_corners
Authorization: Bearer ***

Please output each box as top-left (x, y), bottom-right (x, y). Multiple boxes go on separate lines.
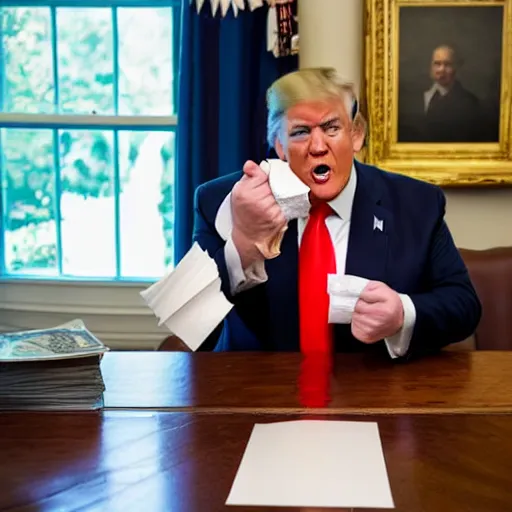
top-left (118, 8), bottom-right (174, 116)
top-left (60, 129), bottom-right (116, 277)
top-left (2, 129), bottom-right (58, 275)
top-left (119, 130), bottom-right (174, 277)
top-left (2, 8), bottom-right (55, 113)
top-left (56, 8), bottom-right (114, 114)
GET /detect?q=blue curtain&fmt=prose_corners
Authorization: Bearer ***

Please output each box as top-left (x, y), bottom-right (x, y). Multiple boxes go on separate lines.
top-left (174, 1), bottom-right (298, 263)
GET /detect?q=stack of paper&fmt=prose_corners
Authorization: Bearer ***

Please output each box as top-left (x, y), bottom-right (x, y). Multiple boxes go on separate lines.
top-left (0, 320), bottom-right (108, 410)
top-left (227, 419), bottom-right (394, 509)
top-left (140, 242), bottom-right (233, 351)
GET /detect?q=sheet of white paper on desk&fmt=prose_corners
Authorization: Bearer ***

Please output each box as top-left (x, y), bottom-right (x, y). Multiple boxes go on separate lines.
top-left (162, 276), bottom-right (233, 351)
top-left (328, 274), bottom-right (370, 324)
top-left (226, 419), bottom-right (394, 509)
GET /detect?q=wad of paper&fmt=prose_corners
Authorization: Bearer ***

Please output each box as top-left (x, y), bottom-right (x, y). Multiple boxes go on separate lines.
top-left (328, 274), bottom-right (370, 324)
top-left (259, 159), bottom-right (310, 221)
top-left (0, 319), bottom-right (107, 411)
top-left (140, 242), bottom-right (233, 351)
top-left (226, 419), bottom-right (394, 509)
top-left (215, 159), bottom-right (311, 259)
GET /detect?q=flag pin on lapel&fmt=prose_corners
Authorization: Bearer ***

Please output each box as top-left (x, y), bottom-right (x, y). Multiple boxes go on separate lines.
top-left (373, 216), bottom-right (384, 232)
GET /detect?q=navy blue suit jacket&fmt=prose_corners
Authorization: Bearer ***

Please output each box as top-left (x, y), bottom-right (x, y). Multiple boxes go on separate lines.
top-left (193, 161), bottom-right (481, 358)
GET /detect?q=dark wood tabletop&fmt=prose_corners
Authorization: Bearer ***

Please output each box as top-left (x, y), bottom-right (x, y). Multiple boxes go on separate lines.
top-left (102, 350), bottom-right (512, 413)
top-left (1, 411), bottom-right (511, 512)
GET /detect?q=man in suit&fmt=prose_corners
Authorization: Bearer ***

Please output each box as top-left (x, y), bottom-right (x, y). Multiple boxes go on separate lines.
top-left (193, 67), bottom-right (481, 359)
top-left (399, 45), bottom-right (485, 142)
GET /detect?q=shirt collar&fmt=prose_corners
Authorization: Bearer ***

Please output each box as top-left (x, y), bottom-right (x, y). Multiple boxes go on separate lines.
top-left (429, 82), bottom-right (450, 96)
top-left (327, 163), bottom-right (356, 220)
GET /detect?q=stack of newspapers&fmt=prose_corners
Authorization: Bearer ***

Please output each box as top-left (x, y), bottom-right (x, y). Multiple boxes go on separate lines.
top-left (0, 319), bottom-right (108, 410)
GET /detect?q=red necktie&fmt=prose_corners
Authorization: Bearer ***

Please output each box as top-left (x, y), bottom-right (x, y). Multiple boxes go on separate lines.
top-left (298, 202), bottom-right (336, 407)
top-left (299, 202), bottom-right (336, 352)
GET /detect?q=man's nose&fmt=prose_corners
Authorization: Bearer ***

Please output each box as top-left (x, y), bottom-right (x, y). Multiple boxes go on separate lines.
top-left (309, 129), bottom-right (328, 155)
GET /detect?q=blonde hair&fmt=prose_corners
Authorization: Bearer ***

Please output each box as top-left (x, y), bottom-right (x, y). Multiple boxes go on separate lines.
top-left (266, 67), bottom-right (362, 149)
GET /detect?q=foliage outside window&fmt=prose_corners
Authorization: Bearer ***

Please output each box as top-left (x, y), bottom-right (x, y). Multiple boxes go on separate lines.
top-left (0, 0), bottom-right (180, 280)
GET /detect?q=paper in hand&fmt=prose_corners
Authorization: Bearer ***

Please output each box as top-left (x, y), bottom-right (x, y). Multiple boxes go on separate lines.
top-left (328, 274), bottom-right (370, 324)
top-left (226, 419), bottom-right (394, 509)
top-left (259, 159), bottom-right (311, 220)
top-left (140, 242), bottom-right (233, 351)
top-left (214, 159), bottom-right (311, 242)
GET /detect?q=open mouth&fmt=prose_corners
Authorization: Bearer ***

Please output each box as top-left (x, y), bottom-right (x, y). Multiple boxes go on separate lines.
top-left (311, 164), bottom-right (331, 184)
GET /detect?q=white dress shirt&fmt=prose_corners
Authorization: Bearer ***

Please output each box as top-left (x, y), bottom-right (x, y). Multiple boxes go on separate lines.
top-left (424, 83), bottom-right (449, 112)
top-left (224, 165), bottom-right (416, 358)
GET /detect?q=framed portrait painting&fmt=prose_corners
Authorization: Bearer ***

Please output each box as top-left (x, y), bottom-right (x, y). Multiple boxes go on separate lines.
top-left (364, 0), bottom-right (512, 186)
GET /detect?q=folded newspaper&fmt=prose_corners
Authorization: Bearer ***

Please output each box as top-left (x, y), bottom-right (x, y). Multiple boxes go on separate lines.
top-left (0, 319), bottom-right (108, 410)
top-left (140, 242), bottom-right (233, 351)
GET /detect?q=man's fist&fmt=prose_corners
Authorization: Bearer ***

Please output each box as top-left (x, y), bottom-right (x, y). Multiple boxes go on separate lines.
top-left (351, 281), bottom-right (404, 343)
top-left (231, 161), bottom-right (287, 266)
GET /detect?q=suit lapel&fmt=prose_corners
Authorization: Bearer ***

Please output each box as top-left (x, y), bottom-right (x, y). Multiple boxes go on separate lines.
top-left (345, 163), bottom-right (391, 283)
top-left (265, 220), bottom-right (300, 350)
top-left (262, 163), bottom-right (391, 350)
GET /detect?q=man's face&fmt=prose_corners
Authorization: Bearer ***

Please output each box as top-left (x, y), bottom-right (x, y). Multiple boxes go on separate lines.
top-left (277, 98), bottom-right (364, 203)
top-left (431, 47), bottom-right (456, 88)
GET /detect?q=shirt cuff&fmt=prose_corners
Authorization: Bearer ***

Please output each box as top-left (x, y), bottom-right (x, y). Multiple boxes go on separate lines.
top-left (384, 293), bottom-right (416, 359)
top-left (224, 236), bottom-right (268, 296)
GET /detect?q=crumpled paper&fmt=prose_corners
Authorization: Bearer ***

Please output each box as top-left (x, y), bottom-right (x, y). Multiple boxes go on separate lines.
top-left (215, 159), bottom-right (311, 258)
top-left (328, 275), bottom-right (370, 324)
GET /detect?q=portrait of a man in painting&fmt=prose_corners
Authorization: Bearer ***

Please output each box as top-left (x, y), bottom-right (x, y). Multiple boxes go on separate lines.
top-left (397, 5), bottom-right (502, 143)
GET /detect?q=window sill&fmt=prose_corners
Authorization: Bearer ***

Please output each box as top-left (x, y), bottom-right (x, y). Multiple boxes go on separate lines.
top-left (0, 276), bottom-right (157, 286)
top-left (0, 279), bottom-right (167, 350)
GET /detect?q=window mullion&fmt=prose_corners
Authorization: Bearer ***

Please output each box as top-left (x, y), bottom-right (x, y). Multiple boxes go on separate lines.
top-left (52, 128), bottom-right (63, 275)
top-left (112, 7), bottom-right (121, 278)
top-left (113, 130), bottom-right (121, 279)
top-left (50, 8), bottom-right (63, 274)
top-left (112, 6), bottom-right (119, 116)
top-left (0, 113), bottom-right (178, 129)
top-left (50, 6), bottom-right (59, 112)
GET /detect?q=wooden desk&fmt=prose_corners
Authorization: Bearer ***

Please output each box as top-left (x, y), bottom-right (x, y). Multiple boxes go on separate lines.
top-left (102, 351), bottom-right (512, 414)
top-left (1, 411), bottom-right (511, 511)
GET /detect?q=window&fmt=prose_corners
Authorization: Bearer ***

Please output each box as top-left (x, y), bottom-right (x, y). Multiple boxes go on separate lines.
top-left (0, 0), bottom-right (180, 280)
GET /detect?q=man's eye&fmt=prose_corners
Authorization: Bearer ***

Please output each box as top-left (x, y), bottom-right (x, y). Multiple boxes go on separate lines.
top-left (326, 125), bottom-right (340, 134)
top-left (290, 129), bottom-right (308, 138)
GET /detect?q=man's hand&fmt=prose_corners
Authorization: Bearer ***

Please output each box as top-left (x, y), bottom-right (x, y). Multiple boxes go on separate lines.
top-left (351, 281), bottom-right (404, 343)
top-left (231, 160), bottom-right (286, 267)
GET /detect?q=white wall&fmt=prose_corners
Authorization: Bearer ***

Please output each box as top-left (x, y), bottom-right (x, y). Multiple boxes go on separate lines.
top-left (298, 0), bottom-right (512, 250)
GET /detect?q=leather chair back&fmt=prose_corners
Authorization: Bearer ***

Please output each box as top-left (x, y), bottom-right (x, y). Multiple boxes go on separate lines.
top-left (459, 247), bottom-right (512, 350)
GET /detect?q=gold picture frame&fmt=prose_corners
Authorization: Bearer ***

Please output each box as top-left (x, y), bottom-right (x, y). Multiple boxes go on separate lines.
top-left (364, 0), bottom-right (512, 186)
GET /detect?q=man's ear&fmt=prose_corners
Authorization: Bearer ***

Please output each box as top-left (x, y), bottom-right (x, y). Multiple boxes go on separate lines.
top-left (351, 113), bottom-right (366, 153)
top-left (274, 138), bottom-right (287, 161)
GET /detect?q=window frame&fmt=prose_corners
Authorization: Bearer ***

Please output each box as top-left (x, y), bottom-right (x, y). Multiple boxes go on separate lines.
top-left (0, 0), bottom-right (182, 283)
